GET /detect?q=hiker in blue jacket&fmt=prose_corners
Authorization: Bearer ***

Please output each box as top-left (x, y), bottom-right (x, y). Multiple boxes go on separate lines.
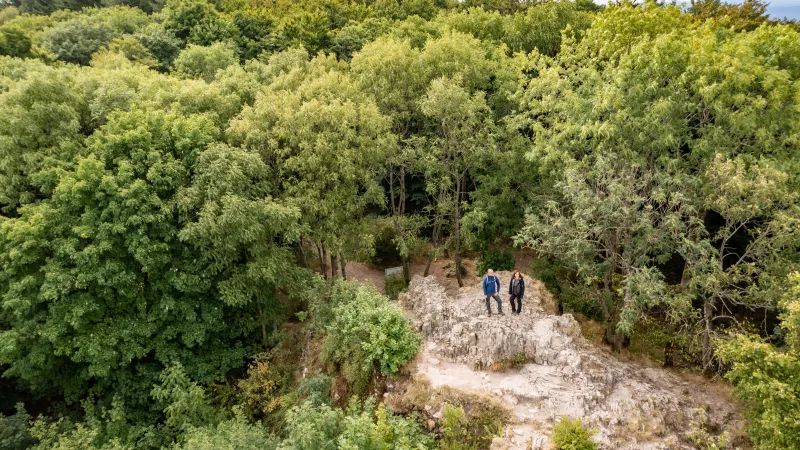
top-left (482, 269), bottom-right (503, 316)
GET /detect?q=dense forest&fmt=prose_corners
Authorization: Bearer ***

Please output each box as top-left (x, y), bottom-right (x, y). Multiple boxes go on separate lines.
top-left (0, 0), bottom-right (798, 449)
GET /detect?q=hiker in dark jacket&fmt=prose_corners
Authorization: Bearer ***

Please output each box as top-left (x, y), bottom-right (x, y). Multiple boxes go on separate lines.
top-left (482, 269), bottom-right (503, 316)
top-left (508, 270), bottom-right (525, 314)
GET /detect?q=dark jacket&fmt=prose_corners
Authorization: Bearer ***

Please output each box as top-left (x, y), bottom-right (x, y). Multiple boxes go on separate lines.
top-left (508, 277), bottom-right (525, 297)
top-left (482, 275), bottom-right (500, 295)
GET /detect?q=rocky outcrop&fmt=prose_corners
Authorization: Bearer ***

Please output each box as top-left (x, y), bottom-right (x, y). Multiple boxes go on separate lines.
top-left (399, 273), bottom-right (743, 450)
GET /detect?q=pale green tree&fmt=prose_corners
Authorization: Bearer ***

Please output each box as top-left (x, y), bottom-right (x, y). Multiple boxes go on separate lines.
top-left (420, 77), bottom-right (495, 287)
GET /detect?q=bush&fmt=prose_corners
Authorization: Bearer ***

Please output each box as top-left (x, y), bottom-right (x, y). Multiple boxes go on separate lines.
top-left (296, 373), bottom-right (333, 407)
top-left (178, 412), bottom-right (277, 450)
top-left (717, 272), bottom-right (800, 450)
top-left (237, 359), bottom-right (283, 420)
top-left (173, 42), bottom-right (237, 82)
top-left (439, 402), bottom-right (505, 450)
top-left (278, 398), bottom-right (433, 450)
top-left (475, 248), bottom-right (515, 276)
top-left (384, 272), bottom-right (407, 300)
top-left (551, 417), bottom-right (597, 450)
top-left (321, 282), bottom-right (422, 394)
top-left (370, 220), bottom-right (403, 267)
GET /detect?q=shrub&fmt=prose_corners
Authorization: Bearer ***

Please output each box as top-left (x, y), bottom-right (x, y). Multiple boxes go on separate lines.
top-left (237, 359), bottom-right (283, 420)
top-left (321, 282), bottom-right (422, 394)
top-left (475, 248), bottom-right (515, 276)
top-left (439, 402), bottom-right (504, 450)
top-left (551, 417), bottom-right (597, 450)
top-left (371, 219), bottom-right (403, 267)
top-left (717, 272), bottom-right (800, 450)
top-left (384, 272), bottom-right (407, 300)
top-left (178, 411), bottom-right (277, 450)
top-left (297, 373), bottom-right (333, 407)
top-left (174, 42), bottom-right (238, 82)
top-left (278, 398), bottom-right (433, 450)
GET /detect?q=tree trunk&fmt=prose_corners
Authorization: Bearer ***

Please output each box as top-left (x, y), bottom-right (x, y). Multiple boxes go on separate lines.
top-left (340, 254), bottom-right (347, 280)
top-left (702, 297), bottom-right (715, 375)
top-left (424, 220), bottom-right (441, 278)
top-left (601, 267), bottom-right (622, 352)
top-left (299, 236), bottom-right (309, 269)
top-left (258, 307), bottom-right (268, 351)
top-left (330, 253), bottom-right (339, 282)
top-left (664, 339), bottom-right (676, 368)
top-left (392, 216), bottom-right (411, 284)
top-left (320, 243), bottom-right (329, 280)
top-left (453, 171), bottom-right (464, 288)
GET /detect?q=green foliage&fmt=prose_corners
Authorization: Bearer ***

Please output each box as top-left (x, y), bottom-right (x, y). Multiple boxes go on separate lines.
top-left (0, 27), bottom-right (31, 57)
top-left (438, 402), bottom-right (503, 450)
top-left (385, 273), bottom-right (408, 300)
top-left (0, 404), bottom-right (35, 450)
top-left (95, 36), bottom-right (157, 67)
top-left (320, 282), bottom-right (421, 394)
top-left (40, 7), bottom-right (151, 65)
top-left (278, 399), bottom-right (433, 450)
top-left (150, 364), bottom-right (221, 435)
top-left (475, 248), bottom-right (514, 276)
top-left (551, 417), bottom-right (597, 450)
top-left (296, 372), bottom-right (333, 407)
top-left (236, 358), bottom-right (283, 420)
top-left (717, 272), bottom-right (800, 449)
top-left (40, 15), bottom-right (113, 65)
top-left (135, 23), bottom-right (181, 70)
top-left (177, 411), bottom-right (277, 450)
top-left (173, 42), bottom-right (237, 81)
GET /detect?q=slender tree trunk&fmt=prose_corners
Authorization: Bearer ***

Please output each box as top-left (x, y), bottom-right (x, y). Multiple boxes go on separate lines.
top-left (330, 254), bottom-right (339, 282)
top-left (320, 243), bottom-right (329, 280)
top-left (664, 339), bottom-right (676, 368)
top-left (702, 297), bottom-right (716, 375)
top-left (258, 307), bottom-right (268, 351)
top-left (601, 266), bottom-right (623, 352)
top-left (340, 254), bottom-right (347, 280)
top-left (453, 171), bottom-right (464, 288)
top-left (299, 236), bottom-right (309, 269)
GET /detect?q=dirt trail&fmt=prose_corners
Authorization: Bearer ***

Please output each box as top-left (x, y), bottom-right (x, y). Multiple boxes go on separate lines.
top-left (399, 272), bottom-right (743, 450)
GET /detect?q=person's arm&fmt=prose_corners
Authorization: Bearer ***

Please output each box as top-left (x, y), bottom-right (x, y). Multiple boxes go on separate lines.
top-left (495, 277), bottom-right (500, 294)
top-left (520, 279), bottom-right (525, 297)
top-left (508, 279), bottom-right (512, 295)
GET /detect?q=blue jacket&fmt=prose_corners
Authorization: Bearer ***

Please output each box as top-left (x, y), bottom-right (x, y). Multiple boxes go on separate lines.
top-left (482, 275), bottom-right (500, 295)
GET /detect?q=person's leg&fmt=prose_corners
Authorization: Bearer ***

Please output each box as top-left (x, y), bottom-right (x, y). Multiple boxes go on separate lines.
top-left (493, 294), bottom-right (503, 314)
top-left (484, 296), bottom-right (492, 315)
top-left (510, 295), bottom-right (519, 313)
top-left (518, 295), bottom-right (523, 314)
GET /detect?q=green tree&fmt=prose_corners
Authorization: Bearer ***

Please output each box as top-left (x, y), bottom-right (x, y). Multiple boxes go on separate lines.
top-left (319, 282), bottom-right (421, 394)
top-left (229, 57), bottom-right (393, 279)
top-left (0, 26), bottom-right (31, 57)
top-left (420, 76), bottom-right (495, 287)
top-left (0, 69), bottom-right (83, 215)
top-left (173, 42), bottom-right (238, 82)
top-left (0, 107), bottom-right (304, 407)
top-left (40, 15), bottom-right (113, 65)
top-left (718, 272), bottom-right (800, 449)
